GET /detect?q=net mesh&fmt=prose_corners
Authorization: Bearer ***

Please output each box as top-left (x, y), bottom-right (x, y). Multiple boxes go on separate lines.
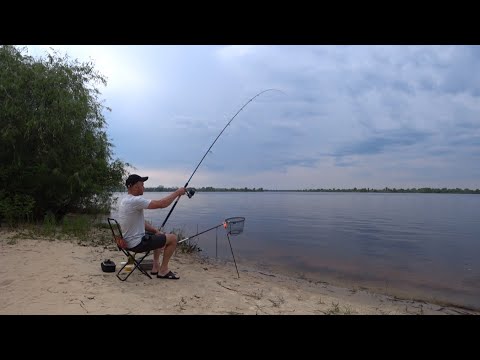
top-left (224, 217), bottom-right (245, 235)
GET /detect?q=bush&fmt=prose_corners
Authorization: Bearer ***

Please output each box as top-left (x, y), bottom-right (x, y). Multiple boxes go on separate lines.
top-left (0, 193), bottom-right (35, 225)
top-left (0, 45), bottom-right (129, 222)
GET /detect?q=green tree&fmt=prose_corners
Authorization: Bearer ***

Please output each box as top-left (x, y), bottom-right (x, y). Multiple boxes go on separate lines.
top-left (0, 45), bottom-right (128, 222)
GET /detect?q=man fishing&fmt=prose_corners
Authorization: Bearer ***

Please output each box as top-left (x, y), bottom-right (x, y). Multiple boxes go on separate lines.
top-left (118, 174), bottom-right (186, 280)
top-left (117, 90), bottom-right (280, 280)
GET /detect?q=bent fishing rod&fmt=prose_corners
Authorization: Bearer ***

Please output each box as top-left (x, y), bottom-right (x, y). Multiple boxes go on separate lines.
top-left (159, 88), bottom-right (283, 231)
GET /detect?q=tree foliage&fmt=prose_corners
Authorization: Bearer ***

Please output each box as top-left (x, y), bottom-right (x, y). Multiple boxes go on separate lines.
top-left (0, 45), bottom-right (128, 223)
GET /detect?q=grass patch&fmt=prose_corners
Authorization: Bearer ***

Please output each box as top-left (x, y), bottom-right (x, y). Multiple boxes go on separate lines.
top-left (2, 216), bottom-right (204, 255)
top-left (325, 302), bottom-right (355, 315)
top-left (170, 227), bottom-right (202, 254)
top-left (61, 214), bottom-right (91, 237)
top-left (1, 214), bottom-right (114, 248)
top-left (39, 211), bottom-right (57, 237)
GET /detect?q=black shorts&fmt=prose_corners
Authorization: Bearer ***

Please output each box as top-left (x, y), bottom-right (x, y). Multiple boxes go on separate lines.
top-left (129, 232), bottom-right (166, 253)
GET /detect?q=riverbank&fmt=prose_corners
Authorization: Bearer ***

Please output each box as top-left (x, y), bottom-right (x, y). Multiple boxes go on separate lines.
top-left (0, 230), bottom-right (477, 315)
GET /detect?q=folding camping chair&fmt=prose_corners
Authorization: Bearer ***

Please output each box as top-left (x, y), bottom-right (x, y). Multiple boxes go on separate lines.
top-left (107, 218), bottom-right (152, 281)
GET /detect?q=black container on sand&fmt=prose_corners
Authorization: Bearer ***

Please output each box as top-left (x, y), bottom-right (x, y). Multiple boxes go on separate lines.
top-left (101, 259), bottom-right (116, 272)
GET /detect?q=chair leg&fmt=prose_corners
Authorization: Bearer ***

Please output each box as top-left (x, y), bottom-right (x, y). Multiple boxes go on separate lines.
top-left (116, 252), bottom-right (152, 281)
top-left (116, 261), bottom-right (133, 281)
top-left (130, 253), bottom-right (153, 279)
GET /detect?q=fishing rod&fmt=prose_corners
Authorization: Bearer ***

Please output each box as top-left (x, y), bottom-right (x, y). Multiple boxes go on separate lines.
top-left (178, 217), bottom-right (245, 244)
top-left (178, 223), bottom-right (225, 244)
top-left (159, 88), bottom-right (283, 231)
top-left (179, 217), bottom-right (245, 278)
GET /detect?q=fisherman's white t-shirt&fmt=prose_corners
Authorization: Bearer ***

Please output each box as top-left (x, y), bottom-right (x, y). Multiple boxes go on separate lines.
top-left (118, 194), bottom-right (152, 248)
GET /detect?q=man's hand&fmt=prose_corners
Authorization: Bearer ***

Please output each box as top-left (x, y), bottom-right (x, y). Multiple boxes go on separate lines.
top-left (145, 221), bottom-right (160, 234)
top-left (176, 187), bottom-right (187, 196)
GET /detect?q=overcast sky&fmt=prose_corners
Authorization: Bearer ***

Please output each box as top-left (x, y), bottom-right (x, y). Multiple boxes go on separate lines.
top-left (25, 45), bottom-right (480, 189)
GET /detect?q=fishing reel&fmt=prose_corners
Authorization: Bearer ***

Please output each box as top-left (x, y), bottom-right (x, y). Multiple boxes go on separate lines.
top-left (186, 187), bottom-right (196, 198)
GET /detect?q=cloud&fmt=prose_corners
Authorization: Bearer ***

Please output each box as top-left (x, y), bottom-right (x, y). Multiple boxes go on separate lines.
top-left (335, 128), bottom-right (433, 158)
top-left (21, 45), bottom-right (480, 189)
top-left (439, 46), bottom-right (480, 96)
top-left (217, 45), bottom-right (258, 59)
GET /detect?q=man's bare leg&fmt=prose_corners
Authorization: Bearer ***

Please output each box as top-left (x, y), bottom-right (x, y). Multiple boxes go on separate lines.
top-left (159, 234), bottom-right (177, 276)
top-left (151, 248), bottom-right (162, 274)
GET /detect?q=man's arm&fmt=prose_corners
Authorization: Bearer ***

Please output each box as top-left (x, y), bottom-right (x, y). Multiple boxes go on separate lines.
top-left (145, 221), bottom-right (160, 234)
top-left (147, 188), bottom-right (186, 209)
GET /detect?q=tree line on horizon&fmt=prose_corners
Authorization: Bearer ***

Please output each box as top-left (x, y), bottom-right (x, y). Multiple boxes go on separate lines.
top-left (133, 186), bottom-right (480, 194)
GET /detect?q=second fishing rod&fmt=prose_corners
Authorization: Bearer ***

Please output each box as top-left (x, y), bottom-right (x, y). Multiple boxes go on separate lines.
top-left (159, 89), bottom-right (282, 231)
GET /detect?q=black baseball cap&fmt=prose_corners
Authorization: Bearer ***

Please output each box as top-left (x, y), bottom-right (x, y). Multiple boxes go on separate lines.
top-left (125, 174), bottom-right (148, 187)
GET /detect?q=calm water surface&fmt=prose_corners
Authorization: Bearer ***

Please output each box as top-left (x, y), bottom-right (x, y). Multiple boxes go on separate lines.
top-left (110, 192), bottom-right (480, 309)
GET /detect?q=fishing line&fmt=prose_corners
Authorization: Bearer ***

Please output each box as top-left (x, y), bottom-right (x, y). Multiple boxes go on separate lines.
top-left (160, 89), bottom-right (284, 230)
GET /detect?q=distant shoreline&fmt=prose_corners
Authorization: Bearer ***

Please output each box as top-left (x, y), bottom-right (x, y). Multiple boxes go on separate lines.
top-left (138, 187), bottom-right (480, 194)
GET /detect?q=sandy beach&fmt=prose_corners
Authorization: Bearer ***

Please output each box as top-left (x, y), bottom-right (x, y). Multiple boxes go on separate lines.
top-left (0, 229), bottom-right (477, 315)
